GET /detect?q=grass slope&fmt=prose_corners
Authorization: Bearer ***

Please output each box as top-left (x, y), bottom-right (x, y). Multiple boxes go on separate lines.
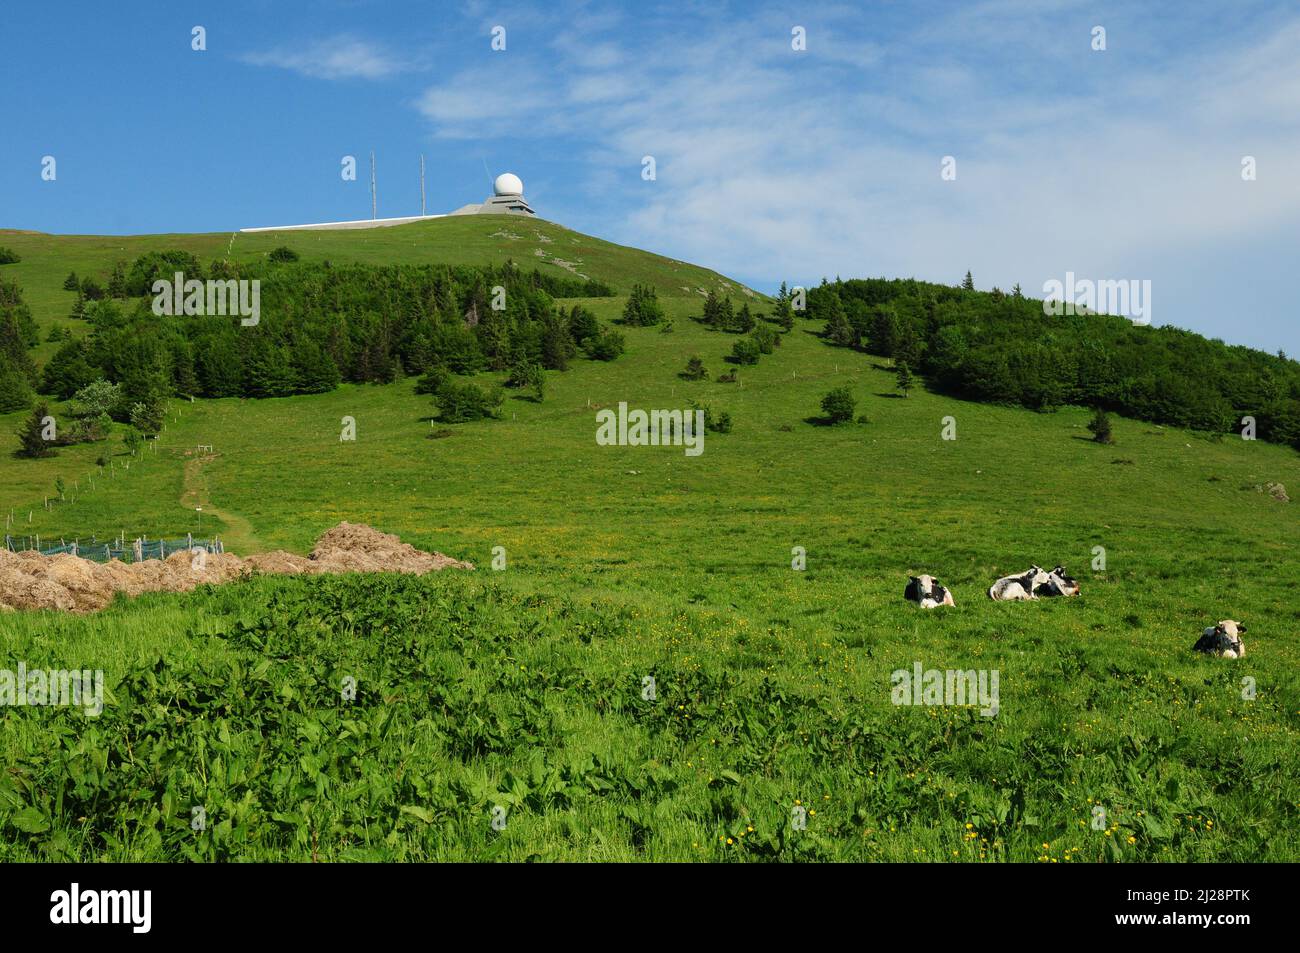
top-left (0, 224), bottom-right (1298, 861)
top-left (0, 216), bottom-right (754, 366)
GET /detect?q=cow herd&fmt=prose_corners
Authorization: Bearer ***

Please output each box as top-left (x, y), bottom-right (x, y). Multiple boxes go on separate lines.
top-left (903, 569), bottom-right (1245, 658)
top-left (903, 566), bottom-right (1078, 609)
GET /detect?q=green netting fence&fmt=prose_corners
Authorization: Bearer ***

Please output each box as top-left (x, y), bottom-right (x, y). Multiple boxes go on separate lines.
top-left (4, 534), bottom-right (223, 563)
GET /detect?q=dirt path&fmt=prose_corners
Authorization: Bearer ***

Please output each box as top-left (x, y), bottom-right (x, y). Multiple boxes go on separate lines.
top-left (179, 452), bottom-right (262, 554)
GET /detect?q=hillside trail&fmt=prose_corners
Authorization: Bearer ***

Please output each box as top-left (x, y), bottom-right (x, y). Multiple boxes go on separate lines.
top-left (178, 450), bottom-right (262, 554)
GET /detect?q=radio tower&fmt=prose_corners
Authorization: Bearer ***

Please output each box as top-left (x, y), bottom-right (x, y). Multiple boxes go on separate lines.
top-left (420, 154), bottom-right (426, 217)
top-left (370, 151), bottom-right (377, 220)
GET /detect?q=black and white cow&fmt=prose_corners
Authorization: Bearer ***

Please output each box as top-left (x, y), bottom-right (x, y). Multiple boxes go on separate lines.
top-left (988, 566), bottom-right (1051, 601)
top-left (1193, 620), bottom-right (1246, 659)
top-left (905, 574), bottom-right (955, 608)
top-left (1035, 566), bottom-right (1080, 597)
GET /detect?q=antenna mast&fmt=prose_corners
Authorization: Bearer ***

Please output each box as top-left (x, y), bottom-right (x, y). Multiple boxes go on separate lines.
top-left (420, 154), bottom-right (426, 217)
top-left (370, 151), bottom-right (377, 220)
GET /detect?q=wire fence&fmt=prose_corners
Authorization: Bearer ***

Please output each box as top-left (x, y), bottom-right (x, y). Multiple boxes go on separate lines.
top-left (4, 534), bottom-right (224, 563)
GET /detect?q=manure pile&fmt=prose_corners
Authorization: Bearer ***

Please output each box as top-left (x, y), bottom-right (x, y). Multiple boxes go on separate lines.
top-left (0, 522), bottom-right (473, 612)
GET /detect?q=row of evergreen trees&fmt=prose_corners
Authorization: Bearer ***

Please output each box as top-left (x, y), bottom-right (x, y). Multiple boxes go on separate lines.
top-left (2, 255), bottom-right (625, 415)
top-left (0, 277), bottom-right (42, 412)
top-left (803, 276), bottom-right (1300, 450)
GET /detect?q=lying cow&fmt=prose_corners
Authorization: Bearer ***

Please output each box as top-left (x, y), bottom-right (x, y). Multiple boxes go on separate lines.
top-left (1193, 620), bottom-right (1246, 659)
top-left (905, 574), bottom-right (955, 608)
top-left (988, 566), bottom-right (1051, 601)
top-left (1035, 566), bottom-right (1080, 597)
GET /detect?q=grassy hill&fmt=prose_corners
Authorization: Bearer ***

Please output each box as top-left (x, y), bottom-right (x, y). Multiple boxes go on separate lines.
top-left (1, 221), bottom-right (1298, 861)
top-left (0, 216), bottom-right (754, 366)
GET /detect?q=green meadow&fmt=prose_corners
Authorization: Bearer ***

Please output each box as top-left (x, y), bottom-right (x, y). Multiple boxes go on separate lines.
top-left (1, 219), bottom-right (1297, 861)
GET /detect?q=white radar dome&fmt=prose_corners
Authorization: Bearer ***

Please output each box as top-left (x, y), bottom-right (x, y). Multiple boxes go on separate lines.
top-left (493, 172), bottom-right (524, 196)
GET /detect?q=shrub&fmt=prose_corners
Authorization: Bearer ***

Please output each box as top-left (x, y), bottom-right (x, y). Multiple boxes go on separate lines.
top-left (731, 338), bottom-right (760, 365)
top-left (586, 328), bottom-right (626, 361)
top-left (63, 412), bottom-right (112, 445)
top-left (0, 247), bottom-right (21, 265)
top-left (434, 379), bottom-right (505, 423)
top-left (70, 379), bottom-right (124, 419)
top-left (752, 325), bottom-right (779, 354)
top-left (688, 400), bottom-right (733, 434)
top-left (681, 356), bottom-right (708, 381)
top-left (268, 246), bottom-right (300, 263)
top-left (820, 386), bottom-right (856, 424)
top-left (129, 395), bottom-right (166, 435)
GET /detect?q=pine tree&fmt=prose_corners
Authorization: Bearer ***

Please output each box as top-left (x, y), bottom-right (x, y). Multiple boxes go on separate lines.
top-left (824, 290), bottom-right (854, 347)
top-left (718, 296), bottom-right (735, 332)
top-left (528, 363), bottom-right (545, 402)
top-left (62, 272), bottom-right (80, 291)
top-left (1088, 407), bottom-right (1114, 444)
top-left (39, 339), bottom-right (97, 399)
top-left (171, 345), bottom-right (199, 397)
top-left (0, 309), bottom-right (36, 383)
top-left (16, 402), bottom-right (56, 458)
top-left (682, 356), bottom-right (708, 381)
top-left (896, 361), bottom-right (914, 397)
top-left (870, 307), bottom-right (899, 358)
top-left (622, 284), bottom-right (664, 326)
top-left (773, 295), bottom-right (794, 331)
top-left (246, 340), bottom-right (298, 397)
top-left (292, 340), bottom-right (341, 394)
top-left (568, 305), bottom-right (599, 346)
top-left (0, 355), bottom-right (34, 412)
top-left (962, 271), bottom-right (975, 291)
top-left (107, 261), bottom-right (128, 297)
top-left (541, 317), bottom-right (574, 370)
top-left (893, 319), bottom-right (923, 370)
top-left (702, 290), bottom-right (721, 328)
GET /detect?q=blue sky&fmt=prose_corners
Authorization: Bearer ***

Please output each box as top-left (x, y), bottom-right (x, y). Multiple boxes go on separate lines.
top-left (3, 0), bottom-right (1299, 353)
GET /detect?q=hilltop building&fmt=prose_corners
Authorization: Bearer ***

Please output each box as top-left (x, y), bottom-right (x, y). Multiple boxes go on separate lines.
top-left (241, 172), bottom-right (535, 233)
top-left (448, 173), bottom-right (536, 217)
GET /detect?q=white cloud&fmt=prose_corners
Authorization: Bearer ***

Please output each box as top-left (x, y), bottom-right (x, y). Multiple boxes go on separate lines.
top-left (241, 35), bottom-right (418, 80)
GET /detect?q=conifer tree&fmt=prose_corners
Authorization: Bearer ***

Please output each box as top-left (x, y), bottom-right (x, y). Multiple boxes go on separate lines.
top-left (16, 402), bottom-right (56, 458)
top-left (896, 361), bottom-right (914, 397)
top-left (0, 356), bottom-right (34, 413)
top-left (1088, 407), bottom-right (1114, 444)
